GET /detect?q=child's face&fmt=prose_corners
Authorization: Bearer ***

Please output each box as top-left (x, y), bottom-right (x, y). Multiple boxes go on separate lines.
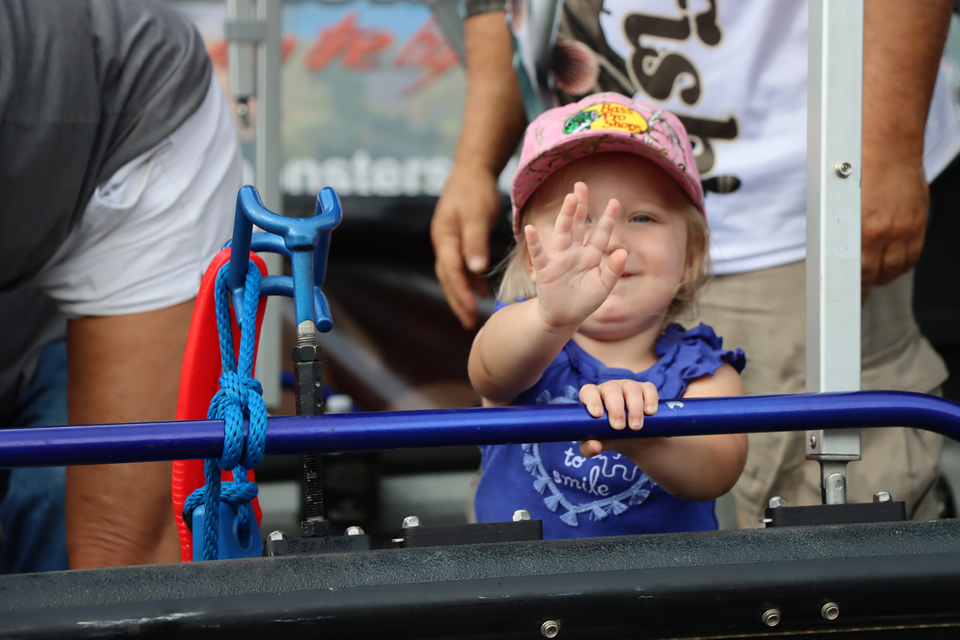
top-left (525, 153), bottom-right (696, 339)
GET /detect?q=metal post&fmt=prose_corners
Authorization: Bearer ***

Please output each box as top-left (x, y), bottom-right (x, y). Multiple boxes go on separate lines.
top-left (254, 0), bottom-right (283, 409)
top-left (805, 0), bottom-right (864, 504)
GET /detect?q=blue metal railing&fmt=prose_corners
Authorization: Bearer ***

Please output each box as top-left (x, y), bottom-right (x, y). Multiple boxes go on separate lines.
top-left (2, 391), bottom-right (960, 469)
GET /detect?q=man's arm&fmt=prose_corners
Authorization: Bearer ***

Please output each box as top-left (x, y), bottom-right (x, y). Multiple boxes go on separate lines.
top-left (64, 301), bottom-right (195, 568)
top-left (431, 9), bottom-right (527, 329)
top-left (861, 0), bottom-right (953, 300)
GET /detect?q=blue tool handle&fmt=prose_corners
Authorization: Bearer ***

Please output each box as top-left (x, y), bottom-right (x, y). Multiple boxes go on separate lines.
top-left (226, 186), bottom-right (342, 330)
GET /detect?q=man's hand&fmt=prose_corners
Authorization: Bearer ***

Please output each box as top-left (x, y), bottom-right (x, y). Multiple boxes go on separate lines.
top-left (859, 0), bottom-right (952, 302)
top-left (430, 163), bottom-right (503, 329)
top-left (432, 9), bottom-right (528, 329)
top-left (860, 154), bottom-right (929, 302)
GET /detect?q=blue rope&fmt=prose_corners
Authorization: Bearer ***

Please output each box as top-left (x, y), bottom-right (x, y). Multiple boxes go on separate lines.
top-left (184, 260), bottom-right (267, 561)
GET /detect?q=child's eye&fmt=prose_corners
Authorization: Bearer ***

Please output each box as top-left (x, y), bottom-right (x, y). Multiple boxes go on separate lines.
top-left (630, 214), bottom-right (652, 223)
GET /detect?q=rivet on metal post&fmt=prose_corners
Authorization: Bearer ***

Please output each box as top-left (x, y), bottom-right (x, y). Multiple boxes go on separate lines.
top-left (762, 609), bottom-right (781, 627)
top-left (834, 161), bottom-right (853, 178)
top-left (821, 602), bottom-right (840, 620)
top-left (402, 515), bottom-right (421, 528)
top-left (540, 620), bottom-right (560, 638)
top-left (809, 434), bottom-right (817, 449)
top-left (873, 491), bottom-right (892, 503)
top-left (512, 509), bottom-right (531, 521)
top-left (768, 496), bottom-right (787, 509)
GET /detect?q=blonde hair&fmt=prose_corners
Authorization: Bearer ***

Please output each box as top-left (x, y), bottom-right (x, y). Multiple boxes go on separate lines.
top-left (497, 192), bottom-right (711, 328)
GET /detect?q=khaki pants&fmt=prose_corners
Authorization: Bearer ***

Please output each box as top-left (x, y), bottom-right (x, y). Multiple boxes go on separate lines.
top-left (689, 261), bottom-right (946, 527)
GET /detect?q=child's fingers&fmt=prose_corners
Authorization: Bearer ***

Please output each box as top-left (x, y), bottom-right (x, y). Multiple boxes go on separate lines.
top-left (598, 383), bottom-right (627, 429)
top-left (570, 182), bottom-right (589, 246)
top-left (552, 192), bottom-right (579, 250)
top-left (579, 384), bottom-right (604, 418)
top-left (585, 198), bottom-right (620, 253)
top-left (623, 381), bottom-right (648, 430)
top-left (579, 439), bottom-right (606, 458)
top-left (640, 381), bottom-right (659, 415)
top-left (524, 225), bottom-right (550, 273)
top-left (599, 248), bottom-right (627, 291)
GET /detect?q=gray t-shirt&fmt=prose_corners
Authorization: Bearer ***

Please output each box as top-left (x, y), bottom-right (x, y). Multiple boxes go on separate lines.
top-left (0, 0), bottom-right (212, 290)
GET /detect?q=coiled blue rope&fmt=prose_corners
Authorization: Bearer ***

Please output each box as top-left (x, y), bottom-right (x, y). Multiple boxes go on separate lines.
top-left (183, 260), bottom-right (267, 561)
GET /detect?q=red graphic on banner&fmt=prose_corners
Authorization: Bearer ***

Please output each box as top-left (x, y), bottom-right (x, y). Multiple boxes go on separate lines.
top-left (207, 13), bottom-right (456, 95)
top-left (394, 18), bottom-right (459, 95)
top-left (303, 12), bottom-right (394, 72)
top-left (207, 35), bottom-right (299, 68)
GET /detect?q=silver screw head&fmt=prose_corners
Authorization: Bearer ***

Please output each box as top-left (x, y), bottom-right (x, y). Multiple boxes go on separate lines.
top-left (402, 515), bottom-right (421, 528)
top-left (809, 434), bottom-right (818, 448)
top-left (268, 530), bottom-right (285, 542)
top-left (835, 161), bottom-right (854, 178)
top-left (540, 620), bottom-right (560, 638)
top-left (821, 602), bottom-right (840, 620)
top-left (762, 608), bottom-right (781, 627)
top-left (345, 526), bottom-right (364, 536)
top-left (768, 496), bottom-right (787, 509)
top-left (513, 509), bottom-right (531, 521)
top-left (873, 491), bottom-right (892, 503)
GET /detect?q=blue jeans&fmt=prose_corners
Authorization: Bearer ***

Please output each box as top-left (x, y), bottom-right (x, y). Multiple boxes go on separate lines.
top-left (0, 339), bottom-right (69, 573)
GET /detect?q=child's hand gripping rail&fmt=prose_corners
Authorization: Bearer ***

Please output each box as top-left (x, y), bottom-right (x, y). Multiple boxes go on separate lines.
top-left (172, 185), bottom-right (342, 562)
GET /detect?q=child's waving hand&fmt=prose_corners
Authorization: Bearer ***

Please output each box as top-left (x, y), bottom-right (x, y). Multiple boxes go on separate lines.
top-left (524, 181), bottom-right (627, 331)
top-left (578, 379), bottom-right (659, 458)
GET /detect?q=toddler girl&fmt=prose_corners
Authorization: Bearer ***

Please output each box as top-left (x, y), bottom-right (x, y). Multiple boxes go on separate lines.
top-left (469, 92), bottom-right (747, 538)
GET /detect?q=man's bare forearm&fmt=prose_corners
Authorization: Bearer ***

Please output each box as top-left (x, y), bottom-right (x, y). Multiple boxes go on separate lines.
top-left (65, 302), bottom-right (194, 568)
top-left (455, 10), bottom-right (527, 174)
top-left (863, 0), bottom-right (952, 157)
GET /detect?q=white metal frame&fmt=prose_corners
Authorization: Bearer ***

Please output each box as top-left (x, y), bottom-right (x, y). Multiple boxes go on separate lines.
top-left (225, 0), bottom-right (284, 409)
top-left (805, 0), bottom-right (864, 504)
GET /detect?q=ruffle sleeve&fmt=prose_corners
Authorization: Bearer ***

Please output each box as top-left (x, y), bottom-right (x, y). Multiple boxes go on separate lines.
top-left (652, 323), bottom-right (746, 398)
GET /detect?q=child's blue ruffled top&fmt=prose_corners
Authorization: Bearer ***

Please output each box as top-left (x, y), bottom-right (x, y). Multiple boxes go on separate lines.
top-left (474, 321), bottom-right (746, 539)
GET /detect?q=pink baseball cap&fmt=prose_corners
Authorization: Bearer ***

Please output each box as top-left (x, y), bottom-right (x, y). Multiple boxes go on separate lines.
top-left (511, 92), bottom-right (705, 241)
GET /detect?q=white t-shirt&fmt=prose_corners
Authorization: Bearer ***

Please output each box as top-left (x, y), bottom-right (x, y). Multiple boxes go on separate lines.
top-left (597, 0), bottom-right (960, 274)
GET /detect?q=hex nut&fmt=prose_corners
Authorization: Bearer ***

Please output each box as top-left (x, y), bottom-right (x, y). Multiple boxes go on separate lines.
top-left (291, 344), bottom-right (318, 362)
top-left (402, 515), bottom-right (421, 528)
top-left (301, 518), bottom-right (331, 537)
top-left (512, 509), bottom-right (531, 521)
top-left (768, 496), bottom-right (787, 509)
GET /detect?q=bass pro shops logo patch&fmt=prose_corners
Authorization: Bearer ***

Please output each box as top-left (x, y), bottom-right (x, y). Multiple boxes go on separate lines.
top-left (562, 103), bottom-right (650, 136)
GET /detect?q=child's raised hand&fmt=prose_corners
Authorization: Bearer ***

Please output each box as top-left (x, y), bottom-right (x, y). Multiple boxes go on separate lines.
top-left (524, 182), bottom-right (627, 331)
top-left (578, 379), bottom-right (659, 458)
